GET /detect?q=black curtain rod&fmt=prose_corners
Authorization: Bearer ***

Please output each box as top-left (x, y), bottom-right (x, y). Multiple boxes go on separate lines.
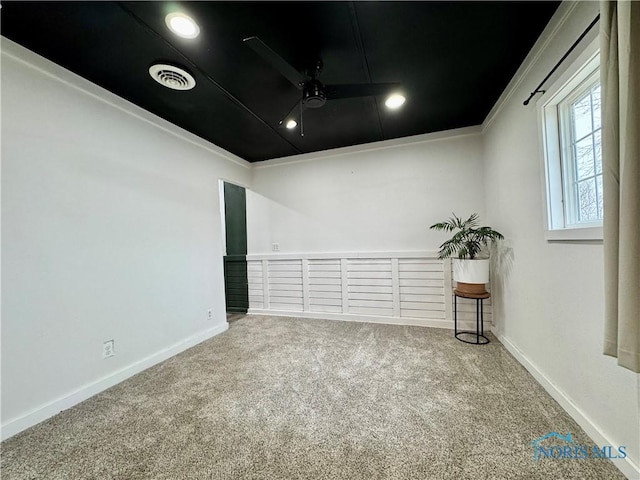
top-left (523, 14), bottom-right (600, 106)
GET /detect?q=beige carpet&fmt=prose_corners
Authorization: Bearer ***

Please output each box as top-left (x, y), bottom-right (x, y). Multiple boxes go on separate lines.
top-left (1, 315), bottom-right (626, 479)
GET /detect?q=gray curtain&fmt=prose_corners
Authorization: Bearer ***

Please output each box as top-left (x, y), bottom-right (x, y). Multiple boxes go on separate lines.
top-left (601, 1), bottom-right (640, 373)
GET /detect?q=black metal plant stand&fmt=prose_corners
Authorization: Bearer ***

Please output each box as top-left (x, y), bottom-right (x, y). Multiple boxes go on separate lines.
top-left (454, 290), bottom-right (490, 345)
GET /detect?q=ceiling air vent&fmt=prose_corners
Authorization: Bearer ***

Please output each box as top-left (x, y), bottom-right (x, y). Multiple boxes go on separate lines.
top-left (148, 64), bottom-right (196, 90)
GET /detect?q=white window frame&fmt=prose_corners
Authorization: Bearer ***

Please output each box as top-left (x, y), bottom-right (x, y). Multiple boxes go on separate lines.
top-left (539, 37), bottom-right (602, 242)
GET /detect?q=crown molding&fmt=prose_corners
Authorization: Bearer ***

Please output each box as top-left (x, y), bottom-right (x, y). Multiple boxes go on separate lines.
top-left (252, 125), bottom-right (482, 169)
top-left (482, 1), bottom-right (589, 132)
top-left (1, 37), bottom-right (251, 170)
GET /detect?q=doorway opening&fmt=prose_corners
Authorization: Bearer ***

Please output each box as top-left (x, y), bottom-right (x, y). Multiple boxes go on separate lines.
top-left (220, 181), bottom-right (248, 317)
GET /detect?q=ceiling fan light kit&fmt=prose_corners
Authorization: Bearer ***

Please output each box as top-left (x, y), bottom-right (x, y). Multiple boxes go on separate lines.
top-left (243, 36), bottom-right (402, 135)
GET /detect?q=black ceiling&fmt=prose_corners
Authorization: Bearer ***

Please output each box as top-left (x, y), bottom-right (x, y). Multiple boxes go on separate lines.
top-left (1, 1), bottom-right (559, 162)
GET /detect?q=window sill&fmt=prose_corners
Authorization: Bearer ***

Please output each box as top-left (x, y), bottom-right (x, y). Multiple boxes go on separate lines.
top-left (545, 226), bottom-right (603, 243)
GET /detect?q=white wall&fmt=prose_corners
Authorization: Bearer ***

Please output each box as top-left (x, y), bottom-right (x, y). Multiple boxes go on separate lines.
top-left (247, 128), bottom-right (485, 255)
top-left (482, 2), bottom-right (639, 477)
top-left (1, 39), bottom-right (251, 437)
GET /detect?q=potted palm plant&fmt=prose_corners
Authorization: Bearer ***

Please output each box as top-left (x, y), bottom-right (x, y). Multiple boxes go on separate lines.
top-left (430, 213), bottom-right (504, 295)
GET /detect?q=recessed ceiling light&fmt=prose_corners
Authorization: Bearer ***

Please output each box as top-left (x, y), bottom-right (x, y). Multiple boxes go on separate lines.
top-left (385, 94), bottom-right (406, 109)
top-left (286, 120), bottom-right (298, 129)
top-left (165, 12), bottom-right (200, 39)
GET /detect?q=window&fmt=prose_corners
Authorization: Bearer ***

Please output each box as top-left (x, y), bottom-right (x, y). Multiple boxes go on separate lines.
top-left (559, 74), bottom-right (602, 225)
top-left (540, 40), bottom-right (602, 241)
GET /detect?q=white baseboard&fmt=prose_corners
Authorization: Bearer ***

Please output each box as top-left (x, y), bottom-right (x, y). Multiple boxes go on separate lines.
top-left (248, 308), bottom-right (490, 332)
top-left (1, 323), bottom-right (229, 441)
top-left (492, 328), bottom-right (639, 480)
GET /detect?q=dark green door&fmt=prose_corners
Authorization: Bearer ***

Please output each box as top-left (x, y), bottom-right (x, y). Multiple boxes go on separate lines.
top-left (223, 182), bottom-right (248, 313)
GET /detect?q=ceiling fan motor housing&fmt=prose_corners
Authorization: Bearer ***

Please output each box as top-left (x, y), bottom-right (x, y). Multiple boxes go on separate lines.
top-left (303, 80), bottom-right (327, 108)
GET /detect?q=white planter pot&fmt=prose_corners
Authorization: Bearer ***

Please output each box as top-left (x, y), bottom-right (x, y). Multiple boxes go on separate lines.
top-left (452, 258), bottom-right (490, 284)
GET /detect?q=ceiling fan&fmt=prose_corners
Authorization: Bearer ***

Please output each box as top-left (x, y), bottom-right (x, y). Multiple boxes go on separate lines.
top-left (243, 36), bottom-right (402, 136)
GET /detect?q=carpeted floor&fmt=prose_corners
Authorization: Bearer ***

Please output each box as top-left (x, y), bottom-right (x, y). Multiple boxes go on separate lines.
top-left (1, 315), bottom-right (626, 479)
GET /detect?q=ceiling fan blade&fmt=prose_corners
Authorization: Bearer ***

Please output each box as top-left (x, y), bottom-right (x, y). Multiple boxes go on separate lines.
top-left (325, 82), bottom-right (402, 100)
top-left (243, 36), bottom-right (305, 90)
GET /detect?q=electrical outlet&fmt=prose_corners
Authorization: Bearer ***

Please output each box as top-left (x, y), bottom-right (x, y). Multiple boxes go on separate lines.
top-left (208, 309), bottom-right (213, 321)
top-left (272, 243), bottom-right (280, 252)
top-left (103, 340), bottom-right (115, 359)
